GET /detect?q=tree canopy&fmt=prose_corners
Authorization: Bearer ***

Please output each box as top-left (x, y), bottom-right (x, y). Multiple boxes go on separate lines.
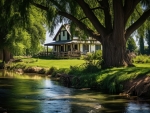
top-left (126, 37), bottom-right (137, 52)
top-left (0, 1), bottom-right (46, 58)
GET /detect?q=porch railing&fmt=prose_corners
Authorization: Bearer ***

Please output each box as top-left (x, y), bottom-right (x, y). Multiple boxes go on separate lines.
top-left (37, 51), bottom-right (81, 58)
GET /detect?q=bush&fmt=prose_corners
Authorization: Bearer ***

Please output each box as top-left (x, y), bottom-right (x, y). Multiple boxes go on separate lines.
top-left (38, 68), bottom-right (47, 74)
top-left (69, 65), bottom-right (83, 75)
top-left (81, 60), bottom-right (101, 73)
top-left (80, 50), bottom-right (103, 73)
top-left (47, 66), bottom-right (58, 75)
top-left (92, 50), bottom-right (102, 60)
top-left (47, 67), bottom-right (69, 77)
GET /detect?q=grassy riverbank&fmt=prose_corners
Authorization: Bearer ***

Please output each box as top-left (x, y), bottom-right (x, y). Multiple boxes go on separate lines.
top-left (9, 56), bottom-right (150, 97)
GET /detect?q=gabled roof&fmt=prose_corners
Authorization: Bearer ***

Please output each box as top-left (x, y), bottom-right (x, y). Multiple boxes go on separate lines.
top-left (53, 24), bottom-right (71, 41)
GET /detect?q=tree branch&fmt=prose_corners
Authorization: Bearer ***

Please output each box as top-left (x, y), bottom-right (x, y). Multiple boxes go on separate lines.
top-left (125, 9), bottom-right (150, 40)
top-left (58, 11), bottom-right (101, 42)
top-left (113, 0), bottom-right (124, 32)
top-left (31, 2), bottom-right (49, 11)
top-left (91, 6), bottom-right (104, 10)
top-left (75, 0), bottom-right (106, 37)
top-left (79, 6), bottom-right (104, 21)
top-left (135, 7), bottom-right (141, 17)
top-left (79, 17), bottom-right (87, 21)
top-left (124, 0), bottom-right (140, 25)
top-left (101, 0), bottom-right (112, 32)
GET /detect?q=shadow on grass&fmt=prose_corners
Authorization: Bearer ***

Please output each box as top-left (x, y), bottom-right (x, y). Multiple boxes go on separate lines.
top-left (72, 66), bottom-right (150, 94)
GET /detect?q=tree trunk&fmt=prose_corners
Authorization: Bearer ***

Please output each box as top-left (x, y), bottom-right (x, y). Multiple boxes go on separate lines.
top-left (101, 0), bottom-right (133, 68)
top-left (3, 48), bottom-right (11, 63)
top-left (0, 50), bottom-right (3, 61)
top-left (102, 34), bottom-right (133, 68)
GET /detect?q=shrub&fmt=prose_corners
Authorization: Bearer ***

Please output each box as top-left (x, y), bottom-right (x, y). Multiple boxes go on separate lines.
top-left (38, 68), bottom-right (47, 74)
top-left (69, 65), bottom-right (83, 75)
top-left (92, 50), bottom-right (102, 60)
top-left (47, 66), bottom-right (57, 75)
top-left (81, 60), bottom-right (101, 73)
top-left (48, 67), bottom-right (69, 77)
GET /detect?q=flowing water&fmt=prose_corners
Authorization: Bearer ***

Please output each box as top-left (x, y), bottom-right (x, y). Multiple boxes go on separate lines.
top-left (0, 70), bottom-right (150, 113)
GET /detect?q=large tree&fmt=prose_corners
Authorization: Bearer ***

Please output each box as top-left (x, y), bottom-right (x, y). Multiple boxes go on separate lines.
top-left (0, 1), bottom-right (46, 62)
top-left (6, 6), bottom-right (46, 56)
top-left (3, 0), bottom-right (150, 68)
top-left (0, 0), bottom-right (20, 62)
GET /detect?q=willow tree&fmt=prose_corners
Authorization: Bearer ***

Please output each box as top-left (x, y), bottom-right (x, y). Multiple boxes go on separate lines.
top-left (0, 0), bottom-right (19, 62)
top-left (28, 0), bottom-right (150, 68)
top-left (6, 6), bottom-right (46, 56)
top-left (0, 1), bottom-right (46, 62)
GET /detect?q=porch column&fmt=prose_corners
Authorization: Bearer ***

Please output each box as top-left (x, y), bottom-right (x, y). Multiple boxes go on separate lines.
top-left (56, 46), bottom-right (58, 52)
top-left (79, 44), bottom-right (80, 51)
top-left (90, 44), bottom-right (91, 52)
top-left (71, 44), bottom-right (73, 51)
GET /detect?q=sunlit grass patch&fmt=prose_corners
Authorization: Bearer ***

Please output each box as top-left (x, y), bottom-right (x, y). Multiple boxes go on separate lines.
top-left (13, 58), bottom-right (85, 68)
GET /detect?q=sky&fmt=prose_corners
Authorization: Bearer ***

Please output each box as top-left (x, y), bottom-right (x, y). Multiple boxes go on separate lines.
top-left (44, 24), bottom-right (61, 44)
top-left (44, 31), bottom-right (54, 44)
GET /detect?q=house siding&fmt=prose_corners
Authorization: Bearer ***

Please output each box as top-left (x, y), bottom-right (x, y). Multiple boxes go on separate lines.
top-left (90, 45), bottom-right (95, 52)
top-left (61, 30), bottom-right (67, 41)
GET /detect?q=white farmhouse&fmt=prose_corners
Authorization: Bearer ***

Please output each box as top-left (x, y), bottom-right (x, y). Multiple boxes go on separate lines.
top-left (44, 24), bottom-right (102, 58)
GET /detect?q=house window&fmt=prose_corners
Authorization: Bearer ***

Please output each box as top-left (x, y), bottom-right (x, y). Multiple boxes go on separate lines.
top-left (83, 44), bottom-right (89, 52)
top-left (67, 33), bottom-right (70, 40)
top-left (63, 31), bottom-right (65, 36)
top-left (59, 34), bottom-right (61, 41)
top-left (95, 45), bottom-right (101, 50)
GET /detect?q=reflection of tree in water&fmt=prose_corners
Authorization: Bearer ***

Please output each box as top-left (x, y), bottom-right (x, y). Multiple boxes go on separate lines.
top-left (0, 71), bottom-right (42, 112)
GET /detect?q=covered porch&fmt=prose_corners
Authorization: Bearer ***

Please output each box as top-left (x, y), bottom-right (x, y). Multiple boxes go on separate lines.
top-left (44, 40), bottom-right (81, 58)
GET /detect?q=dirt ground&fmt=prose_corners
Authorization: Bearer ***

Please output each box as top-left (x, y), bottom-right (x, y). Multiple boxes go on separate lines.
top-left (123, 75), bottom-right (150, 98)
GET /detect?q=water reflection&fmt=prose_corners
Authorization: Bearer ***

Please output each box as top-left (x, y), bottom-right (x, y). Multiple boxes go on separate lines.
top-left (0, 70), bottom-right (150, 113)
top-left (125, 102), bottom-right (150, 113)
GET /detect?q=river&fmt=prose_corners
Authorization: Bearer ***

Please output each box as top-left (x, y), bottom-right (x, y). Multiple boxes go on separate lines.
top-left (0, 70), bottom-right (150, 113)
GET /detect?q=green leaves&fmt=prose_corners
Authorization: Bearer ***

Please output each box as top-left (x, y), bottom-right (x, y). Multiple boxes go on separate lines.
top-left (126, 37), bottom-right (137, 52)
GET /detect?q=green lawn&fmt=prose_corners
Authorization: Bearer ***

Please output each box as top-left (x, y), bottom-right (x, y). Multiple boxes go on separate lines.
top-left (16, 58), bottom-right (85, 68)
top-left (14, 57), bottom-right (150, 69)
top-left (134, 63), bottom-right (150, 67)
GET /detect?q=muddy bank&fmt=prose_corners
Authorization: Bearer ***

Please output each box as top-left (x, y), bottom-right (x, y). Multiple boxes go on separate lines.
top-left (123, 75), bottom-right (150, 98)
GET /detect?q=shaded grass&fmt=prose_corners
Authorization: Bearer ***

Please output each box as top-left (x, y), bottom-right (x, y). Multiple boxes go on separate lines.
top-left (70, 64), bottom-right (150, 94)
